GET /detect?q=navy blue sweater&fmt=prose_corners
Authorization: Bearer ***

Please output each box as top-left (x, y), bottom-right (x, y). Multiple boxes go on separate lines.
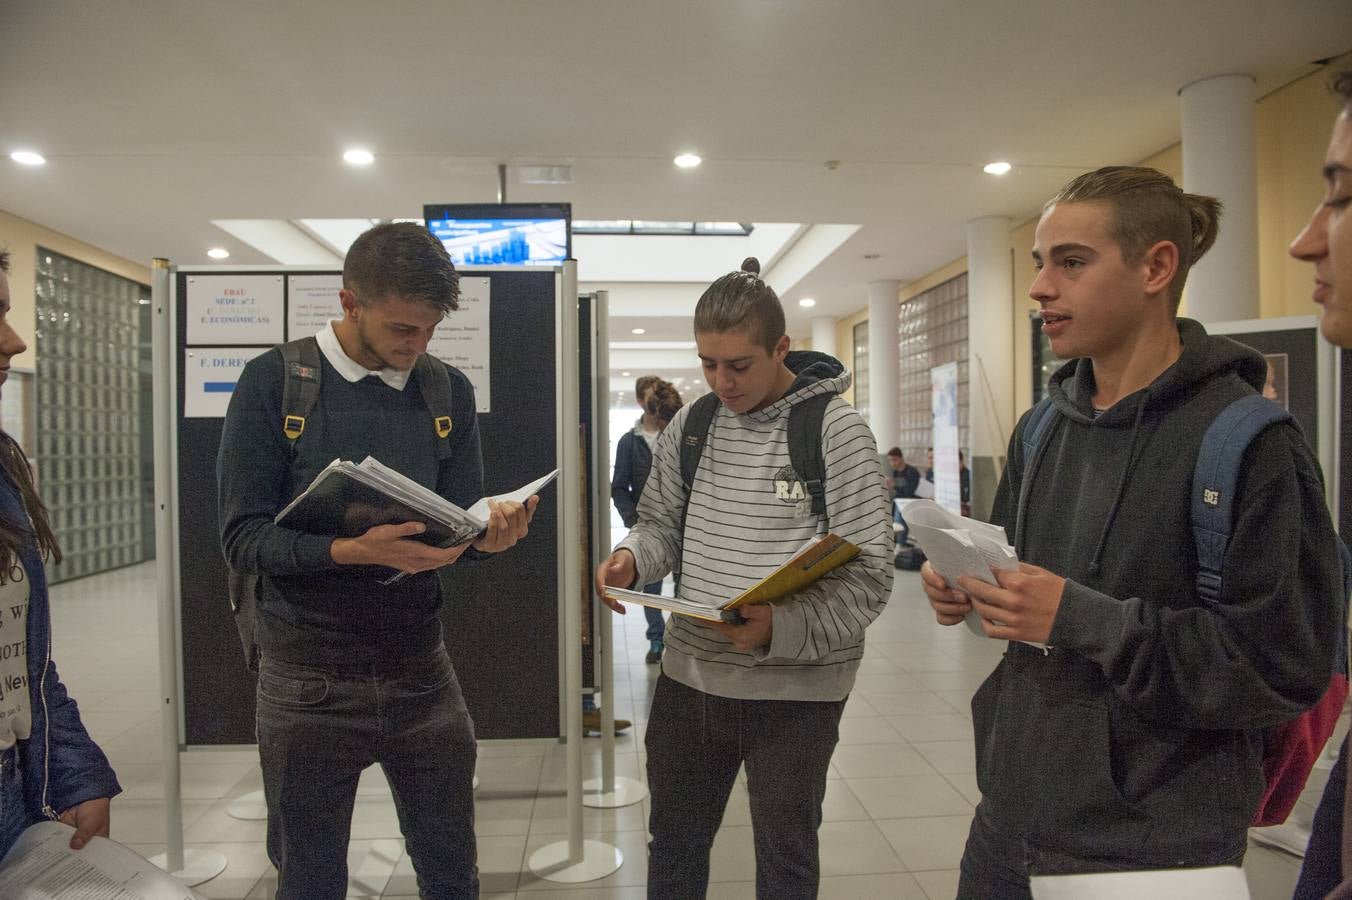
top-left (218, 349), bottom-right (483, 669)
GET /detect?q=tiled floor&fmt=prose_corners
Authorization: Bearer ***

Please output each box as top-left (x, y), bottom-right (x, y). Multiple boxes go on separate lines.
top-left (47, 560), bottom-right (1328, 898)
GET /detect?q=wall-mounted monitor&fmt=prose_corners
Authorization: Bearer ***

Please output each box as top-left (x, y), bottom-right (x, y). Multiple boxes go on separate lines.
top-left (423, 202), bottom-right (571, 266)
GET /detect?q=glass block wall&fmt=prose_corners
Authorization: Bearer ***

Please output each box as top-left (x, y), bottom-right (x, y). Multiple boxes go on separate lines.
top-left (896, 272), bottom-right (969, 457)
top-left (34, 249), bottom-right (150, 583)
top-left (852, 319), bottom-right (869, 419)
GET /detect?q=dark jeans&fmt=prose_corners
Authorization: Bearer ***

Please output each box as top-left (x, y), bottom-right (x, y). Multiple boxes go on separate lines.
top-left (957, 800), bottom-right (1247, 899)
top-left (1295, 735), bottom-right (1349, 899)
top-left (256, 646), bottom-right (478, 900)
top-left (893, 505), bottom-right (909, 545)
top-left (642, 581), bottom-right (665, 642)
top-left (644, 673), bottom-right (845, 900)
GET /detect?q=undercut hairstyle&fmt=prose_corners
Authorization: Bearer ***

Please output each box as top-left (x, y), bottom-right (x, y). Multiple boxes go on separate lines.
top-left (0, 248), bottom-right (9, 273)
top-left (1047, 166), bottom-right (1222, 309)
top-left (343, 222), bottom-right (460, 314)
top-left (635, 374), bottom-right (660, 404)
top-left (692, 257), bottom-right (786, 352)
top-left (644, 380), bottom-right (684, 424)
top-left (1334, 69), bottom-right (1352, 110)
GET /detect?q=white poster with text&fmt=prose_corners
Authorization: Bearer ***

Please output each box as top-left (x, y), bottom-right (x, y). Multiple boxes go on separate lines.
top-left (185, 274), bottom-right (284, 345)
top-left (428, 276), bottom-right (491, 413)
top-left (286, 273), bottom-right (344, 340)
top-left (931, 362), bottom-right (962, 515)
top-left (184, 347), bottom-right (271, 418)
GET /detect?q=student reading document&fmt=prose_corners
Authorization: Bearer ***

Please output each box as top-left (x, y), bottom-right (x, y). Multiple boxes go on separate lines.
top-left (596, 258), bottom-right (892, 899)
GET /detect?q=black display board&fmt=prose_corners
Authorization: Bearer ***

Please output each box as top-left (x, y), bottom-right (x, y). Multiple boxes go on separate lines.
top-left (176, 269), bottom-right (563, 744)
top-left (1215, 325), bottom-right (1321, 452)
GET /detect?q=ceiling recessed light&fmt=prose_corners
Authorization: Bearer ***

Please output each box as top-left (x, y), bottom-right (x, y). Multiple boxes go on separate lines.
top-left (799, 298), bottom-right (816, 308)
top-left (983, 161), bottom-right (1012, 175)
top-left (621, 371), bottom-right (631, 377)
top-left (207, 248), bottom-right (230, 260)
top-left (631, 328), bottom-right (646, 335)
top-left (10, 150), bottom-right (45, 166)
top-left (673, 153), bottom-right (702, 169)
top-left (343, 148), bottom-right (375, 166)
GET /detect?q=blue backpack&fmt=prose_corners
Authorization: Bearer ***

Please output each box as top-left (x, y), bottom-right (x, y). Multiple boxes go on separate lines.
top-left (1021, 392), bottom-right (1351, 826)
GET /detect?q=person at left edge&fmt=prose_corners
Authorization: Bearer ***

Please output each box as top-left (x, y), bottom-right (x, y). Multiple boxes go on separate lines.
top-left (218, 222), bottom-right (536, 900)
top-left (0, 248), bottom-right (120, 858)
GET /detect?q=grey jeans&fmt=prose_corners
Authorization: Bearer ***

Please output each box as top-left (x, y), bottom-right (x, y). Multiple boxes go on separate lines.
top-left (256, 645), bottom-right (478, 899)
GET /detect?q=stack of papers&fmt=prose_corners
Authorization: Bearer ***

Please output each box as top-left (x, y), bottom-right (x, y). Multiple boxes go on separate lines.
top-left (606, 532), bottom-right (860, 623)
top-left (898, 499), bottom-right (1045, 648)
top-left (1030, 866), bottom-right (1249, 899)
top-left (277, 456), bottom-right (557, 550)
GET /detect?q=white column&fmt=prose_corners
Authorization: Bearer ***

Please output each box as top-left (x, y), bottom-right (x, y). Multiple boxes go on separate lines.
top-left (1180, 74), bottom-right (1258, 323)
top-left (867, 281), bottom-right (899, 451)
top-left (966, 217), bottom-right (1013, 520)
top-left (811, 316), bottom-right (837, 358)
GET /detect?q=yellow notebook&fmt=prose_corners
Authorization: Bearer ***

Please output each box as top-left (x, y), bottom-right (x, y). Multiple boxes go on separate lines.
top-left (605, 533), bottom-right (860, 623)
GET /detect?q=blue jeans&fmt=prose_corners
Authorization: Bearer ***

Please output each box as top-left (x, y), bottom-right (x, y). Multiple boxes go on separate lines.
top-left (0, 748), bottom-right (28, 859)
top-left (642, 581), bottom-right (665, 642)
top-left (1294, 735), bottom-right (1348, 899)
top-left (957, 801), bottom-right (1247, 899)
top-left (256, 646), bottom-right (478, 900)
top-left (645, 674), bottom-right (844, 899)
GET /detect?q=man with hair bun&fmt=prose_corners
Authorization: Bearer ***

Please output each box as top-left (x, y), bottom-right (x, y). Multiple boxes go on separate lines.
top-left (596, 257), bottom-right (892, 898)
top-left (921, 167), bottom-right (1344, 894)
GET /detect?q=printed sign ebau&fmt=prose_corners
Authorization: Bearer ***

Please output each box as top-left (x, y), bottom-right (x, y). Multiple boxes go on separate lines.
top-left (186, 275), bottom-right (285, 345)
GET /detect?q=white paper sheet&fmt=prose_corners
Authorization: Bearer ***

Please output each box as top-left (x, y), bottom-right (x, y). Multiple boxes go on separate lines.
top-left (0, 821), bottom-right (200, 899)
top-left (1030, 866), bottom-right (1249, 899)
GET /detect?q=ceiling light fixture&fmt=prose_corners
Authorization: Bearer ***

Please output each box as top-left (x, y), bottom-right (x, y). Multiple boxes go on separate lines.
top-left (799, 298), bottom-right (816, 308)
top-left (621, 371), bottom-right (631, 377)
top-left (10, 150), bottom-right (45, 166)
top-left (673, 153), bottom-right (702, 169)
top-left (343, 148), bottom-right (375, 166)
top-left (207, 248), bottom-right (230, 260)
top-left (983, 161), bottom-right (1012, 175)
top-left (631, 328), bottom-right (646, 335)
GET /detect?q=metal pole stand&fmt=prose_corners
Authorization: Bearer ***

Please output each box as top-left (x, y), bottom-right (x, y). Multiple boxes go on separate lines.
top-left (529, 262), bottom-right (621, 883)
top-left (150, 259), bottom-right (227, 887)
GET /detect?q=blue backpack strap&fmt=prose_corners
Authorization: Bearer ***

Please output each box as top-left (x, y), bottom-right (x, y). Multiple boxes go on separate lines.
top-left (1191, 394), bottom-right (1292, 606)
top-left (1014, 397), bottom-right (1059, 545)
top-left (787, 393), bottom-right (833, 527)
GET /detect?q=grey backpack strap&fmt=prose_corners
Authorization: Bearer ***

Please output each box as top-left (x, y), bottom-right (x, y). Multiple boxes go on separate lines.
top-left (1191, 394), bottom-right (1292, 605)
top-left (1013, 396), bottom-right (1059, 548)
top-left (787, 393), bottom-right (833, 527)
top-left (279, 337), bottom-right (322, 443)
top-left (413, 354), bottom-right (456, 461)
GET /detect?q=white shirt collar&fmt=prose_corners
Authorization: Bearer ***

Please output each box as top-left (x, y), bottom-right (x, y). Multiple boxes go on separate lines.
top-left (316, 321), bottom-right (411, 391)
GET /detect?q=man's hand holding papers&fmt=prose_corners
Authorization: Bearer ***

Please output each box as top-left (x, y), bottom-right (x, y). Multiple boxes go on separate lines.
top-left (901, 500), bottom-right (1051, 648)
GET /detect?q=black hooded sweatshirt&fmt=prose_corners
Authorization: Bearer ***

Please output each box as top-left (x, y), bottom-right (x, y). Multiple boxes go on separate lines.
top-left (977, 318), bottom-right (1343, 866)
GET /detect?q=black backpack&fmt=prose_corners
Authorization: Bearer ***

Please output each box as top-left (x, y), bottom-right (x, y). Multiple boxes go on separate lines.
top-left (670, 391), bottom-right (833, 588)
top-left (227, 337), bottom-right (456, 671)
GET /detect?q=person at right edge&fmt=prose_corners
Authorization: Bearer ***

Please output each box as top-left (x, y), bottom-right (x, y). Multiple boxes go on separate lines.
top-left (921, 166), bottom-right (1344, 897)
top-left (1288, 67), bottom-right (1352, 900)
top-left (596, 258), bottom-right (892, 899)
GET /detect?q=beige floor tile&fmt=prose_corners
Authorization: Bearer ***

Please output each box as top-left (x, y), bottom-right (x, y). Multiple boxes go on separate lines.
top-left (818, 871), bottom-right (929, 899)
top-left (708, 824), bottom-right (757, 882)
top-left (885, 713), bottom-right (975, 743)
top-left (909, 739), bottom-right (977, 775)
top-left (817, 819), bottom-right (907, 876)
top-left (844, 774), bottom-right (974, 819)
top-left (913, 867), bottom-right (962, 899)
top-left (876, 814), bottom-right (975, 871)
top-left (857, 690), bottom-right (959, 717)
top-left (831, 742), bottom-right (938, 778)
top-left (835, 715), bottom-right (903, 745)
top-left (941, 771), bottom-right (983, 806)
top-left (529, 791), bottom-right (647, 835)
top-left (384, 833), bottom-right (524, 896)
top-left (1243, 842), bottom-right (1301, 900)
top-left (110, 798), bottom-right (215, 844)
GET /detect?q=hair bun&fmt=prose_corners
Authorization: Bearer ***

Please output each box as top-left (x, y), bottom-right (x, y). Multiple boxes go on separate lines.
top-left (740, 257), bottom-right (761, 276)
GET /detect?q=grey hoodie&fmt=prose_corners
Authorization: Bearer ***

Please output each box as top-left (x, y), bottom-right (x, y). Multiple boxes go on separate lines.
top-left (618, 352), bottom-right (893, 701)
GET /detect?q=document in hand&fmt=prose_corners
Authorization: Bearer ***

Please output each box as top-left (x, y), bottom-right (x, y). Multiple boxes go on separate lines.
top-left (897, 499), bottom-right (1045, 648)
top-left (1029, 865), bottom-right (1249, 899)
top-left (276, 456), bottom-right (557, 549)
top-left (0, 821), bottom-right (201, 899)
top-left (605, 532), bottom-right (860, 623)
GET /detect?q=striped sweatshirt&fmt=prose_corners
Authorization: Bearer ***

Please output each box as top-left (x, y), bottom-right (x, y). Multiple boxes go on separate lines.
top-left (617, 352), bottom-right (893, 701)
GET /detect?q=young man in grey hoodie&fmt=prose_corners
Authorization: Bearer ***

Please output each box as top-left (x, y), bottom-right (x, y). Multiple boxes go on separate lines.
top-left (596, 258), bottom-right (893, 899)
top-left (923, 167), bottom-right (1344, 896)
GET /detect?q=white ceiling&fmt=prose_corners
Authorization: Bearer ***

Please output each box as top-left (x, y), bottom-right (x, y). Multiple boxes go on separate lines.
top-left (4, 0), bottom-right (1350, 392)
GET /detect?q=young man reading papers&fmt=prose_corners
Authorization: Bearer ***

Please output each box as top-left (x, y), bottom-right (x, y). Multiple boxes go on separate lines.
top-left (922, 167), bottom-right (1344, 897)
top-left (595, 257), bottom-right (892, 899)
top-left (218, 222), bottom-right (536, 899)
